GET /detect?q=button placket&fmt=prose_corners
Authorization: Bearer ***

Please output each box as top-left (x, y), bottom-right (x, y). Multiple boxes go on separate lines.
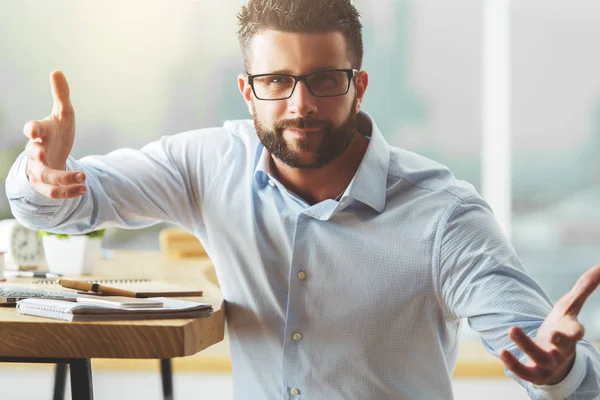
top-left (283, 214), bottom-right (308, 398)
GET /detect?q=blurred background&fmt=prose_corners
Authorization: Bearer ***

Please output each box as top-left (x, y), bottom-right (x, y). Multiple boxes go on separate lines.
top-left (1, 0), bottom-right (599, 398)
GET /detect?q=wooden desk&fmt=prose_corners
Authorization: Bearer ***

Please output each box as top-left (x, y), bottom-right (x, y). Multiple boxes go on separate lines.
top-left (0, 250), bottom-right (225, 399)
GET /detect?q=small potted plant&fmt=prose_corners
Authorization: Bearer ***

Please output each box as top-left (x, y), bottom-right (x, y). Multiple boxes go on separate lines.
top-left (38, 229), bottom-right (106, 276)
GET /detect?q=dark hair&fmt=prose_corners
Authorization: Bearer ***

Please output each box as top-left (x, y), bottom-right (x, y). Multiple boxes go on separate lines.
top-left (237, 0), bottom-right (363, 72)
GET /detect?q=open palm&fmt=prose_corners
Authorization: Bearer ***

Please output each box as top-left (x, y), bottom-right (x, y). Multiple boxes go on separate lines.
top-left (23, 70), bottom-right (86, 199)
top-left (500, 265), bottom-right (600, 385)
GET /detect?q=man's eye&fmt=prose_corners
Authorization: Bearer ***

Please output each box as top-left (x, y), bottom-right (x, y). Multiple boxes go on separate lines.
top-left (269, 76), bottom-right (292, 85)
top-left (312, 73), bottom-right (340, 86)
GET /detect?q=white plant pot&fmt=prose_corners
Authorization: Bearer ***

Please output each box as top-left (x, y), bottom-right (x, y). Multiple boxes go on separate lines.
top-left (42, 235), bottom-right (103, 276)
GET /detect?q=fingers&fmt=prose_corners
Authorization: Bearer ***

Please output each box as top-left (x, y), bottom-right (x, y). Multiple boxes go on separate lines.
top-left (551, 318), bottom-right (585, 348)
top-left (23, 71), bottom-right (74, 140)
top-left (33, 180), bottom-right (87, 200)
top-left (501, 329), bottom-right (560, 385)
top-left (21, 70), bottom-right (77, 200)
top-left (23, 117), bottom-right (59, 141)
top-left (26, 160), bottom-right (87, 200)
top-left (25, 141), bottom-right (47, 164)
top-left (27, 160), bottom-right (85, 186)
top-left (24, 120), bottom-right (45, 141)
top-left (499, 349), bottom-right (548, 384)
top-left (564, 265), bottom-right (600, 316)
top-left (502, 323), bottom-right (583, 385)
top-left (508, 327), bottom-right (556, 365)
top-left (50, 70), bottom-right (74, 119)
top-left (23, 120), bottom-right (38, 140)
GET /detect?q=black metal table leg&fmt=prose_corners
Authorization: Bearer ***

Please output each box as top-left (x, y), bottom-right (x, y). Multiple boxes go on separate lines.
top-left (160, 358), bottom-right (173, 400)
top-left (53, 363), bottom-right (68, 400)
top-left (70, 359), bottom-right (93, 400)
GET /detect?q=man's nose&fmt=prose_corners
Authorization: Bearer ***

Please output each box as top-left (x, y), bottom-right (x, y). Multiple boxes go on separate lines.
top-left (287, 81), bottom-right (318, 117)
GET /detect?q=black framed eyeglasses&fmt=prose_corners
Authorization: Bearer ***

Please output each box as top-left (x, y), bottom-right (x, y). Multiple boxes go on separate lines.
top-left (246, 68), bottom-right (359, 101)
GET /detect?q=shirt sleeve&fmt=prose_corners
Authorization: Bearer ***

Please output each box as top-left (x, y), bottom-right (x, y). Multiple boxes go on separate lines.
top-left (5, 130), bottom-right (220, 235)
top-left (435, 195), bottom-right (600, 399)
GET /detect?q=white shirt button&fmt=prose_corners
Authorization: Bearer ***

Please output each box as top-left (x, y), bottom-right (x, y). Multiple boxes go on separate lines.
top-left (290, 387), bottom-right (301, 396)
top-left (297, 271), bottom-right (306, 280)
top-left (268, 180), bottom-right (275, 187)
top-left (292, 332), bottom-right (303, 341)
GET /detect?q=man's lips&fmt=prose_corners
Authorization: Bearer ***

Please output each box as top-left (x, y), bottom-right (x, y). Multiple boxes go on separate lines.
top-left (288, 128), bottom-right (323, 134)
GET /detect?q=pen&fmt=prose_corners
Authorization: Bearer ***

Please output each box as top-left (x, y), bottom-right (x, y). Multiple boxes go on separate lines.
top-left (57, 279), bottom-right (142, 298)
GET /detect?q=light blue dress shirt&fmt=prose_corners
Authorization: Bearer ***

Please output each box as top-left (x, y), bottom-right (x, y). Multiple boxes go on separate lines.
top-left (6, 112), bottom-right (600, 399)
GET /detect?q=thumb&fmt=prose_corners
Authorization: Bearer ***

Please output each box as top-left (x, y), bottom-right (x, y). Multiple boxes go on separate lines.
top-left (564, 265), bottom-right (600, 316)
top-left (50, 70), bottom-right (74, 118)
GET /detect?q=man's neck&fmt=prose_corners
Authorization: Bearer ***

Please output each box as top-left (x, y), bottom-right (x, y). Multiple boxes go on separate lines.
top-left (271, 132), bottom-right (370, 205)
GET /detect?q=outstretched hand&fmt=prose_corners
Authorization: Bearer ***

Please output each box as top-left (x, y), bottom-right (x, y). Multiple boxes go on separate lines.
top-left (500, 265), bottom-right (600, 385)
top-left (23, 70), bottom-right (86, 199)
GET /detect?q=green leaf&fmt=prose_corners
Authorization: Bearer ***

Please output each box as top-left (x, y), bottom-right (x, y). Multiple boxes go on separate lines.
top-left (38, 229), bottom-right (106, 240)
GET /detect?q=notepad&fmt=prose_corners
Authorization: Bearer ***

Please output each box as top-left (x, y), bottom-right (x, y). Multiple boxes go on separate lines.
top-left (16, 297), bottom-right (213, 322)
top-left (32, 278), bottom-right (203, 298)
top-left (76, 296), bottom-right (164, 308)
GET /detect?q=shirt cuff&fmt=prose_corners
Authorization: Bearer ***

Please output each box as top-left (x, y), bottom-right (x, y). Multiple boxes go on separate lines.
top-left (533, 345), bottom-right (586, 399)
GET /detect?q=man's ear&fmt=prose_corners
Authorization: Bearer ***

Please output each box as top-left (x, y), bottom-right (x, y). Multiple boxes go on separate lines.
top-left (238, 74), bottom-right (254, 116)
top-left (354, 71), bottom-right (369, 114)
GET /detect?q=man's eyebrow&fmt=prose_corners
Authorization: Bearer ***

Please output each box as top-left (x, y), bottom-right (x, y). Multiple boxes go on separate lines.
top-left (259, 66), bottom-right (346, 75)
top-left (309, 66), bottom-right (346, 73)
top-left (264, 69), bottom-right (294, 75)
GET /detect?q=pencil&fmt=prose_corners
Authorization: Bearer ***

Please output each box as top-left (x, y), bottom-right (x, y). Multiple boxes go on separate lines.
top-left (57, 279), bottom-right (140, 298)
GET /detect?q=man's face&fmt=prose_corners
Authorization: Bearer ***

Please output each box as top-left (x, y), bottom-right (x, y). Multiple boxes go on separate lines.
top-left (239, 30), bottom-right (365, 169)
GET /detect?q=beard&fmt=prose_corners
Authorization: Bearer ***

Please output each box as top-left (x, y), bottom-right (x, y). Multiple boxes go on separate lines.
top-left (252, 95), bottom-right (358, 169)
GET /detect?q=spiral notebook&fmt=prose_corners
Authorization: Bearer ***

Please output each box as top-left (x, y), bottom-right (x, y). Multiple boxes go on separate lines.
top-left (16, 297), bottom-right (213, 322)
top-left (31, 278), bottom-right (203, 298)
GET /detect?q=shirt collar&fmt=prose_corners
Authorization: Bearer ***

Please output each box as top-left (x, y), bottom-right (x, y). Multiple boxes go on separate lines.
top-left (252, 111), bottom-right (390, 213)
top-left (253, 145), bottom-right (272, 186)
top-left (344, 111), bottom-right (390, 213)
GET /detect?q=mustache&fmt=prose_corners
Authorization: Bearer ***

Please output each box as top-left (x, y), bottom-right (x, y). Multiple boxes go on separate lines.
top-left (274, 118), bottom-right (332, 132)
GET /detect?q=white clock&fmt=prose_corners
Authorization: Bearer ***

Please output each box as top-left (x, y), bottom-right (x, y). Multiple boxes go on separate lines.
top-left (0, 219), bottom-right (45, 269)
